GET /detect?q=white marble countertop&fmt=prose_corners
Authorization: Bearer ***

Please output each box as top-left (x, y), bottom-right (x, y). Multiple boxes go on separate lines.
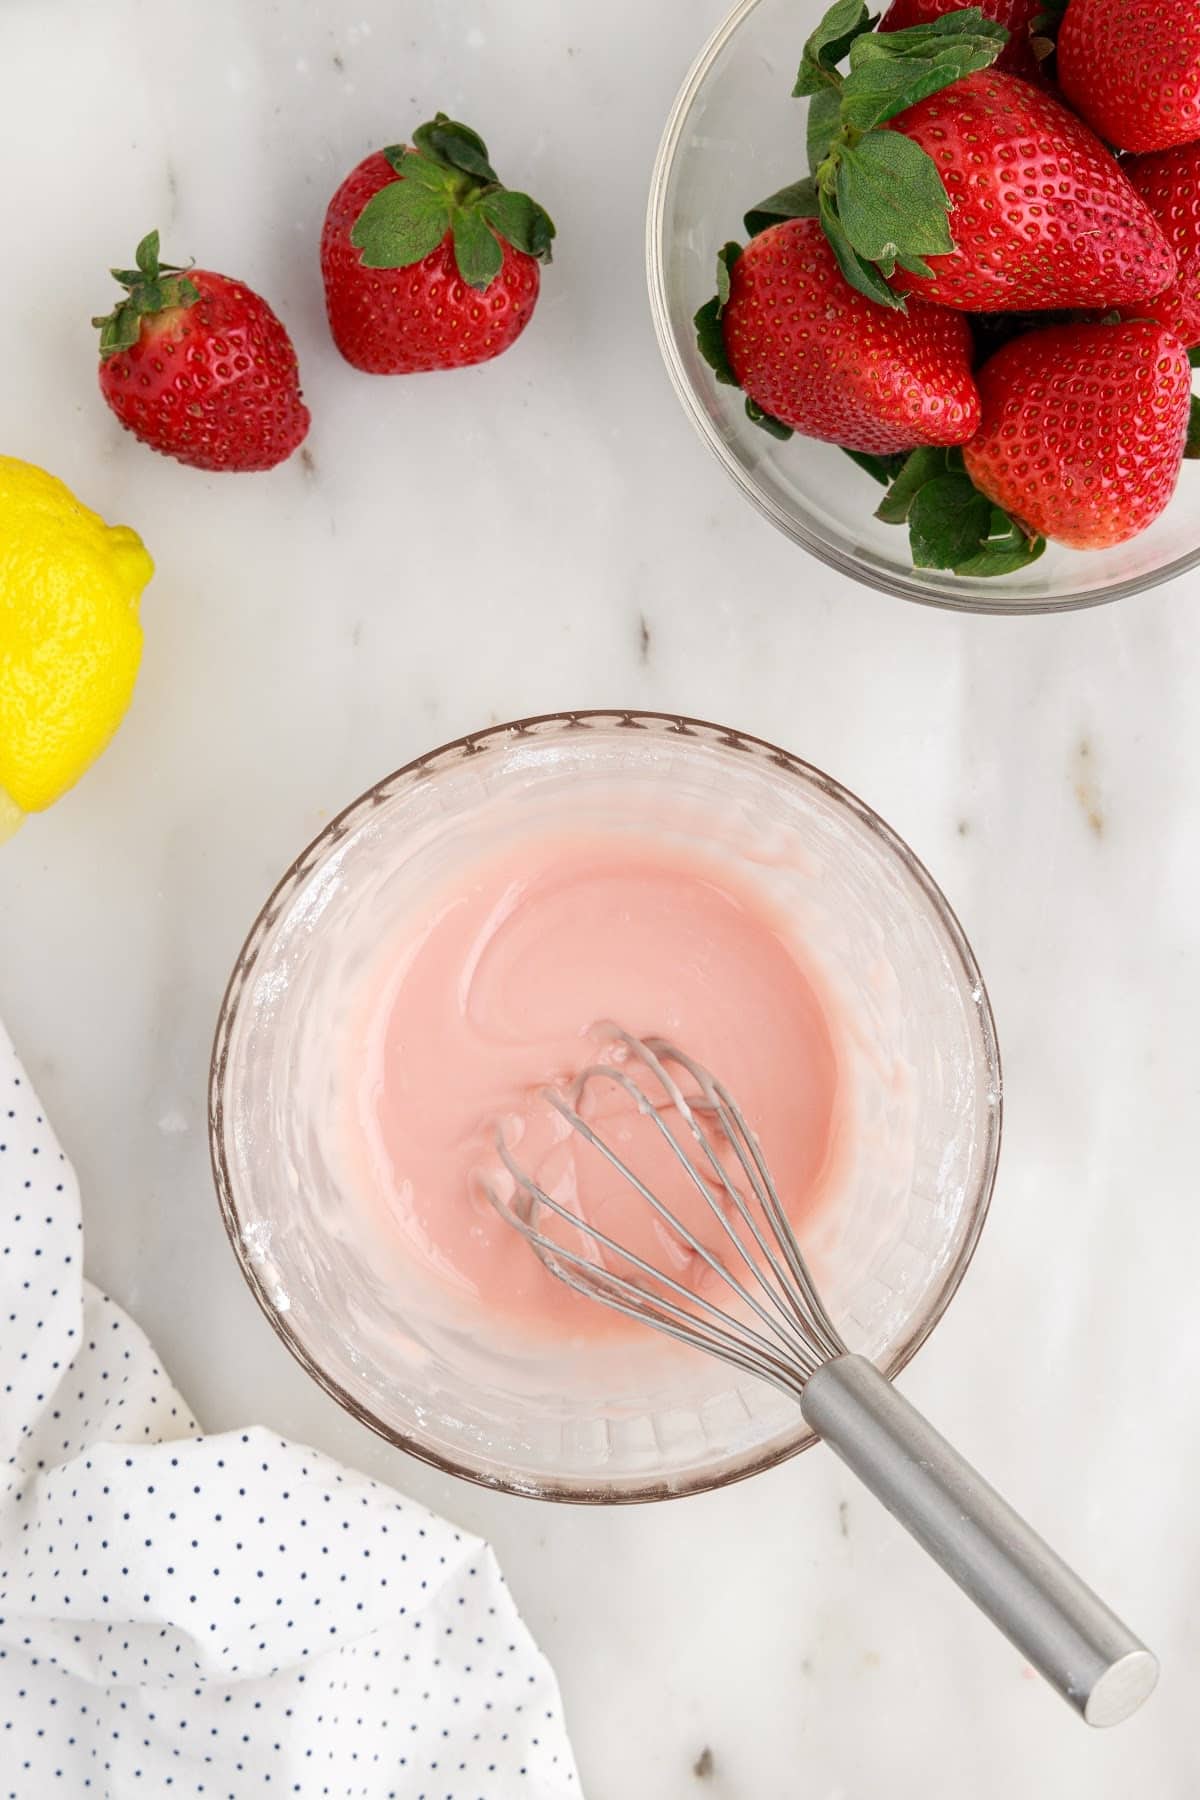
top-left (3, 1), bottom-right (1199, 1794)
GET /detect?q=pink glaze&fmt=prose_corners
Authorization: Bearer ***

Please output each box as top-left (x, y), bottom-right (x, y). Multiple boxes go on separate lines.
top-left (345, 832), bottom-right (845, 1338)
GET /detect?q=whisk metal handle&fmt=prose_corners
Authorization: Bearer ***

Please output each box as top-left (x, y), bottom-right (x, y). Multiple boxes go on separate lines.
top-left (800, 1354), bottom-right (1157, 1727)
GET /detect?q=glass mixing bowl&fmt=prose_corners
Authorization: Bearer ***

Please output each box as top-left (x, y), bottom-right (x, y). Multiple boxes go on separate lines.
top-left (647, 0), bottom-right (1200, 615)
top-left (209, 712), bottom-right (1001, 1501)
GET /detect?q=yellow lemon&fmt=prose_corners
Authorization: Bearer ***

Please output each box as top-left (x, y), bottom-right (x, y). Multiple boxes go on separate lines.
top-left (0, 457), bottom-right (153, 837)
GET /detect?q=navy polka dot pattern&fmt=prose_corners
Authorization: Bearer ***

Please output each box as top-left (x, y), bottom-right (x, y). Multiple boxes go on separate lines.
top-left (0, 1027), bottom-right (579, 1797)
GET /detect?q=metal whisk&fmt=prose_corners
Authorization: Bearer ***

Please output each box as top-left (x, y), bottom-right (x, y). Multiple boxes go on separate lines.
top-left (485, 1028), bottom-right (1158, 1728)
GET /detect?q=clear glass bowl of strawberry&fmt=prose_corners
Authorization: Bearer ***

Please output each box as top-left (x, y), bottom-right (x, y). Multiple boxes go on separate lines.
top-left (648, 0), bottom-right (1200, 614)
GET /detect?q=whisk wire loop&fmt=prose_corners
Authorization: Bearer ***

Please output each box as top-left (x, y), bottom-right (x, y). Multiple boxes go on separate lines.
top-left (494, 1128), bottom-right (821, 1385)
top-left (538, 1072), bottom-right (823, 1372)
top-left (604, 1036), bottom-right (835, 1354)
top-left (635, 1033), bottom-right (846, 1363)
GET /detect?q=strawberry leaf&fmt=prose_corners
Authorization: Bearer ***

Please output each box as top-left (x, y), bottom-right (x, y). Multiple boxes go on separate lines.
top-left (744, 178), bottom-right (820, 238)
top-left (746, 397), bottom-right (794, 439)
top-left (694, 298), bottom-right (737, 384)
top-left (870, 447), bottom-right (1045, 575)
top-left (875, 446), bottom-right (952, 522)
top-left (386, 148), bottom-right (452, 192)
top-left (155, 276), bottom-right (199, 310)
top-left (824, 8), bottom-right (1008, 129)
top-left (849, 8), bottom-right (1007, 62)
top-left (369, 118), bottom-right (553, 286)
top-left (479, 189), bottom-right (556, 261)
top-left (1189, 346), bottom-right (1200, 369)
top-left (694, 244), bottom-right (744, 386)
top-left (955, 512), bottom-right (1047, 576)
top-left (961, 548), bottom-right (1047, 575)
top-left (716, 240), bottom-right (741, 305)
top-left (895, 250), bottom-right (936, 279)
top-left (909, 473), bottom-right (1000, 567)
top-left (413, 113), bottom-right (498, 183)
top-left (835, 132), bottom-right (954, 264)
top-left (352, 182), bottom-right (451, 269)
top-left (135, 230), bottom-right (160, 276)
top-left (93, 307), bottom-right (144, 357)
top-left (93, 230), bottom-right (200, 361)
top-left (842, 447), bottom-right (909, 485)
top-left (794, 0), bottom-right (875, 95)
top-left (807, 87), bottom-right (843, 173)
top-left (839, 54), bottom-right (982, 129)
top-left (451, 207), bottom-right (504, 290)
top-left (1186, 395), bottom-right (1200, 460)
top-left (819, 188), bottom-right (907, 308)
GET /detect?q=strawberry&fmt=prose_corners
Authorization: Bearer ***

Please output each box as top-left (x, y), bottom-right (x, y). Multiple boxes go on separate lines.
top-left (1121, 145), bottom-right (1200, 348)
top-left (878, 0), bottom-right (1044, 79)
top-left (885, 73), bottom-right (1177, 311)
top-left (787, 4), bottom-right (1175, 315)
top-left (93, 232), bottom-right (309, 473)
top-left (962, 321), bottom-right (1191, 549)
top-left (695, 220), bottom-right (980, 455)
top-left (1058, 0), bottom-right (1200, 155)
top-left (321, 113), bottom-right (554, 375)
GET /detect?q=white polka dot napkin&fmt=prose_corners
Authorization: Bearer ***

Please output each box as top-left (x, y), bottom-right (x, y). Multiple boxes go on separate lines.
top-left (0, 1024), bottom-right (579, 1798)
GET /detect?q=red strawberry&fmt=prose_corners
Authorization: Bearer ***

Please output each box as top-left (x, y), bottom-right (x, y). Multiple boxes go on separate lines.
top-left (887, 72), bottom-right (1177, 311)
top-left (93, 231), bottom-right (309, 472)
top-left (321, 113), bottom-right (554, 375)
top-left (878, 0), bottom-right (1044, 79)
top-left (1058, 0), bottom-right (1200, 155)
top-left (703, 219), bottom-right (980, 455)
top-left (1121, 145), bottom-right (1200, 348)
top-left (962, 321), bottom-right (1191, 548)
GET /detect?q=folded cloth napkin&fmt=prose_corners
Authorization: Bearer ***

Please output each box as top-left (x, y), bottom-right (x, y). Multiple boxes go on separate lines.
top-left (0, 1024), bottom-right (579, 1798)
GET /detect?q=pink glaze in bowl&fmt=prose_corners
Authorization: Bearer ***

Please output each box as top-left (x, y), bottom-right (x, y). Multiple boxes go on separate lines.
top-left (209, 712), bottom-right (1001, 1502)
